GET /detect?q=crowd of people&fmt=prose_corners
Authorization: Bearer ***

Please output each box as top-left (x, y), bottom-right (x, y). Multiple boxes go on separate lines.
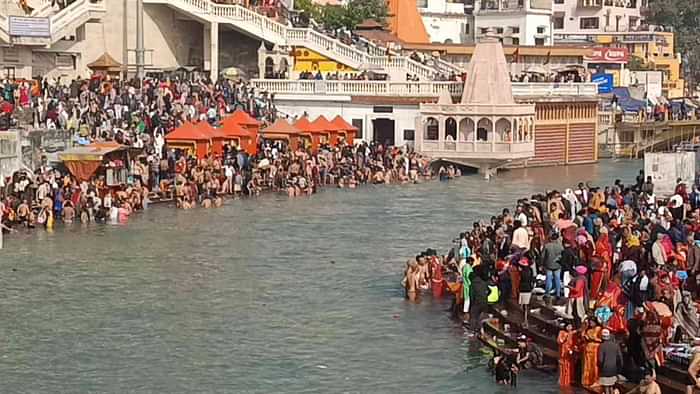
top-left (403, 171), bottom-right (700, 393)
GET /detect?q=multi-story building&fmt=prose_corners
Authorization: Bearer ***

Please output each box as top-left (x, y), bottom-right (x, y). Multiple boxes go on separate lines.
top-left (417, 0), bottom-right (553, 46)
top-left (551, 0), bottom-right (646, 35)
top-left (555, 28), bottom-right (683, 97)
top-left (472, 0), bottom-right (553, 46)
top-left (417, 0), bottom-right (474, 44)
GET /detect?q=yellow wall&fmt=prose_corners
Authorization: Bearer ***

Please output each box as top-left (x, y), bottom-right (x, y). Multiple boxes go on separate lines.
top-left (292, 47), bottom-right (357, 74)
top-left (598, 31), bottom-right (684, 97)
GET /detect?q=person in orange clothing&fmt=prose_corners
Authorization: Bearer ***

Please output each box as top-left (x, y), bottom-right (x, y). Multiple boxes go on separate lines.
top-left (595, 227), bottom-right (613, 281)
top-left (558, 322), bottom-right (577, 387)
top-left (582, 317), bottom-right (603, 390)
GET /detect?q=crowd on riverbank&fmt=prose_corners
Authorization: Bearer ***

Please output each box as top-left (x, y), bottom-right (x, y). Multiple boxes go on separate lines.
top-left (0, 138), bottom-right (436, 229)
top-left (403, 171), bottom-right (700, 393)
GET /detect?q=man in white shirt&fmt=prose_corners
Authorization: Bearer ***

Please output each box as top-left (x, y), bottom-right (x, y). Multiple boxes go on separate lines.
top-left (512, 220), bottom-right (530, 251)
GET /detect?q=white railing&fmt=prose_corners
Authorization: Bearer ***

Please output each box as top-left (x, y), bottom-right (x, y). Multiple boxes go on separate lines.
top-left (0, 0), bottom-right (105, 44)
top-left (251, 80), bottom-right (464, 96)
top-left (512, 82), bottom-right (598, 97)
top-left (251, 79), bottom-right (599, 98)
top-left (418, 141), bottom-right (535, 156)
top-left (146, 0), bottom-right (450, 79)
top-left (50, 0), bottom-right (105, 43)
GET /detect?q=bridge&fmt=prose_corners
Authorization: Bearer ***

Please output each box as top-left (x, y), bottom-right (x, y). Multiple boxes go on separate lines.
top-left (602, 118), bottom-right (700, 158)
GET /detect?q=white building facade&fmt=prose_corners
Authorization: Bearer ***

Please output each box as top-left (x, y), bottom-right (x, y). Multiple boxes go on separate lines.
top-left (418, 0), bottom-right (554, 46)
top-left (418, 0), bottom-right (474, 44)
top-left (551, 0), bottom-right (646, 35)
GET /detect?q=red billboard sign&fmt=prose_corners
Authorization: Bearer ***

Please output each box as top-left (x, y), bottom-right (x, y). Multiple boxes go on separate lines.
top-left (584, 47), bottom-right (629, 63)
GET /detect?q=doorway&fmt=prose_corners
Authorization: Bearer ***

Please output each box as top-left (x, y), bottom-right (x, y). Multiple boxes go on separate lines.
top-left (372, 118), bottom-right (395, 146)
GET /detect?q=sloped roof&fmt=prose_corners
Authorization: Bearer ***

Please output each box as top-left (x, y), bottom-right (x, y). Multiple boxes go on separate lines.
top-left (293, 116), bottom-right (314, 133)
top-left (219, 119), bottom-right (251, 137)
top-left (262, 118), bottom-right (301, 135)
top-left (330, 115), bottom-right (358, 131)
top-left (195, 121), bottom-right (226, 138)
top-left (460, 38), bottom-right (515, 105)
top-left (58, 142), bottom-right (126, 161)
top-left (387, 0), bottom-right (429, 44)
top-left (226, 109), bottom-right (261, 126)
top-left (308, 115), bottom-right (335, 133)
top-left (87, 52), bottom-right (122, 70)
top-left (165, 122), bottom-right (210, 141)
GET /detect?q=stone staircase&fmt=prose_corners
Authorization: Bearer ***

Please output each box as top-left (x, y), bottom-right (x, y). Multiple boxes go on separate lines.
top-left (0, 0), bottom-right (106, 45)
top-left (144, 0), bottom-right (462, 80)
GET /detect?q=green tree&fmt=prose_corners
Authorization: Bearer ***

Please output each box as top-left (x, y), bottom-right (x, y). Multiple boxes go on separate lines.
top-left (344, 0), bottom-right (388, 29)
top-left (647, 0), bottom-right (700, 91)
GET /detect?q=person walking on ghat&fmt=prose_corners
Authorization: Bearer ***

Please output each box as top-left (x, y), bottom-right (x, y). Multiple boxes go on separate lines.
top-left (598, 328), bottom-right (623, 394)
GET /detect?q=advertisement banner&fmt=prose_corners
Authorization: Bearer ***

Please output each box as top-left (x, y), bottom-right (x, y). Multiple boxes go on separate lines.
top-left (584, 47), bottom-right (629, 64)
top-left (8, 16), bottom-right (50, 37)
top-left (592, 73), bottom-right (614, 93)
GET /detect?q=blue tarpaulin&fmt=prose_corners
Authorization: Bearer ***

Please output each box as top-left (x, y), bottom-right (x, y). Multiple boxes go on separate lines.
top-left (609, 87), bottom-right (646, 113)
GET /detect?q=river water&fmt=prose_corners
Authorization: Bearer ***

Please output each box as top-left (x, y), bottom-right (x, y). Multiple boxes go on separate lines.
top-left (0, 159), bottom-right (640, 393)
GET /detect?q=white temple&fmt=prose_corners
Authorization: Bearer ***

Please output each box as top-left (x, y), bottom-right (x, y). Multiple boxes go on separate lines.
top-left (415, 32), bottom-right (536, 175)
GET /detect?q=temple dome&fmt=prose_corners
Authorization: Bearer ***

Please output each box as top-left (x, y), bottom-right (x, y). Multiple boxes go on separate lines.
top-left (460, 35), bottom-right (515, 105)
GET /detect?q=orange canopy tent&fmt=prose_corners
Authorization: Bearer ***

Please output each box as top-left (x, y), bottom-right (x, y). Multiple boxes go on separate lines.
top-left (261, 118), bottom-right (302, 151)
top-left (293, 116), bottom-right (316, 151)
top-left (58, 141), bottom-right (127, 182)
top-left (330, 115), bottom-right (358, 145)
top-left (194, 121), bottom-right (227, 156)
top-left (165, 121), bottom-right (211, 159)
top-left (221, 110), bottom-right (259, 155)
top-left (220, 118), bottom-right (257, 155)
top-left (307, 115), bottom-right (335, 151)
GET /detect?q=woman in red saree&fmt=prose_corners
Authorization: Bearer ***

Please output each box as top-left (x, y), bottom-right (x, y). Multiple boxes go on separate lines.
top-left (558, 323), bottom-right (577, 387)
top-left (581, 319), bottom-right (603, 389)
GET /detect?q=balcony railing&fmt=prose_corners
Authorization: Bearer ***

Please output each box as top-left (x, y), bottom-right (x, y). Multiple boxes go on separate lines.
top-left (250, 80), bottom-right (599, 98)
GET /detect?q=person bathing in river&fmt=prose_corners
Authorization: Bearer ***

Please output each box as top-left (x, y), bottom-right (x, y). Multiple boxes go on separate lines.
top-left (405, 261), bottom-right (421, 303)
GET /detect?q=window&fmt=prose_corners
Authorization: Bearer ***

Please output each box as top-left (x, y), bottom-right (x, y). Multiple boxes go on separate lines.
top-left (535, 38), bottom-right (545, 45)
top-left (2, 48), bottom-right (19, 63)
top-left (496, 27), bottom-right (504, 34)
top-left (352, 119), bottom-right (363, 139)
top-left (404, 129), bottom-right (415, 141)
top-left (536, 26), bottom-right (545, 34)
top-left (463, 23), bottom-right (470, 34)
top-left (554, 0), bottom-right (564, 3)
top-left (373, 106), bottom-right (393, 113)
top-left (480, 27), bottom-right (488, 34)
top-left (553, 16), bottom-right (564, 29)
top-left (416, 0), bottom-right (428, 7)
top-left (76, 25), bottom-right (86, 41)
top-left (511, 26), bottom-right (520, 33)
top-left (580, 17), bottom-right (599, 29)
top-left (512, 37), bottom-right (520, 45)
top-left (3, 67), bottom-right (15, 80)
top-left (0, 139), bottom-right (17, 157)
top-left (56, 54), bottom-right (74, 69)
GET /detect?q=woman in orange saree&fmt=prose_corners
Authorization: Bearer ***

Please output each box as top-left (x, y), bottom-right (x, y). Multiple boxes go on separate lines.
top-left (558, 323), bottom-right (577, 387)
top-left (598, 280), bottom-right (628, 334)
top-left (582, 319), bottom-right (603, 389)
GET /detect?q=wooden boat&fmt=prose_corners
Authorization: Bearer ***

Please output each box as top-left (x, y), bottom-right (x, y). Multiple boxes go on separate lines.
top-left (490, 296), bottom-right (699, 394)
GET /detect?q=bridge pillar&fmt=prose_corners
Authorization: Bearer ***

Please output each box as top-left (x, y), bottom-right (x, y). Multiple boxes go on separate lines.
top-left (204, 22), bottom-right (219, 80)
